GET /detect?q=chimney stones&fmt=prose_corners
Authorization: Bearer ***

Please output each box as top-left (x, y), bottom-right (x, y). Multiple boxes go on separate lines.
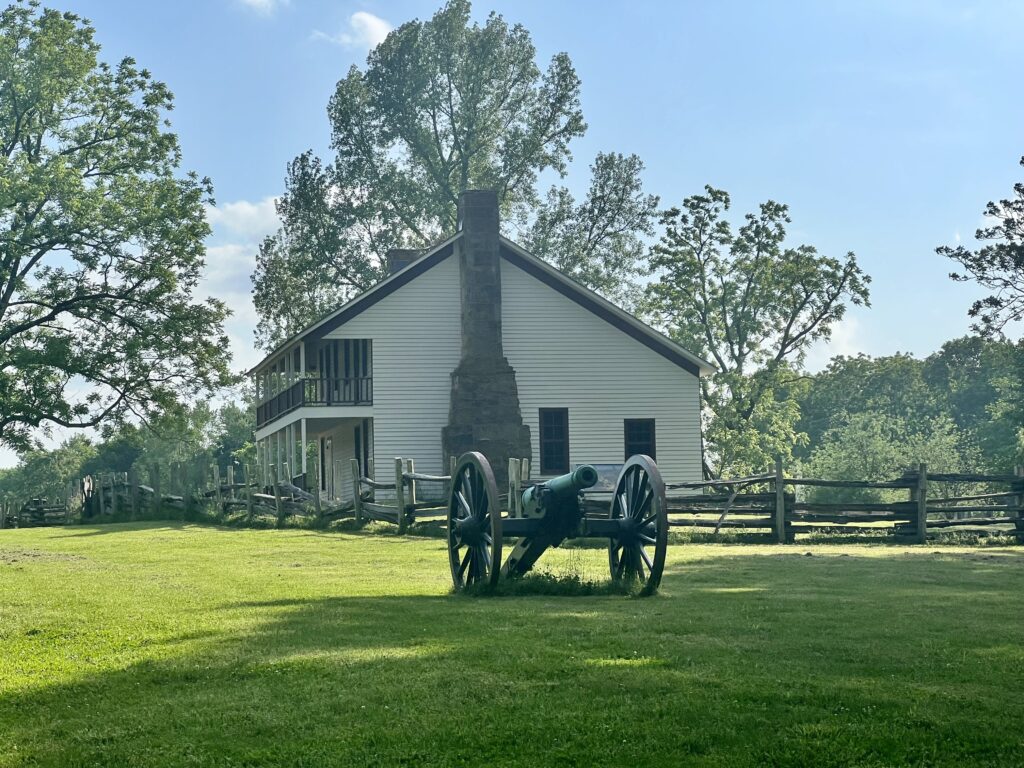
top-left (441, 190), bottom-right (531, 485)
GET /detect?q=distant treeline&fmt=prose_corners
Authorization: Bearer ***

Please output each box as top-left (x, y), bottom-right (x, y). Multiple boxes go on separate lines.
top-left (792, 336), bottom-right (1023, 500)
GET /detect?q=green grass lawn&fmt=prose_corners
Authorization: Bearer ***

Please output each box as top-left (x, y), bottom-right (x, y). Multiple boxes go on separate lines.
top-left (1, 523), bottom-right (1022, 767)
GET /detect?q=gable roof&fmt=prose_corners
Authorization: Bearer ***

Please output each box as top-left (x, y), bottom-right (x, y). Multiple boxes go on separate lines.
top-left (249, 232), bottom-right (715, 377)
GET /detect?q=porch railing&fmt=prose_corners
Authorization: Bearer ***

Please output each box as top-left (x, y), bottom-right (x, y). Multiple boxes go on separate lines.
top-left (256, 377), bottom-right (372, 428)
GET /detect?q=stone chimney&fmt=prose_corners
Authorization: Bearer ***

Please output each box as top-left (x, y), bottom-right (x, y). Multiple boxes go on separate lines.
top-left (386, 248), bottom-right (419, 275)
top-left (442, 190), bottom-right (531, 485)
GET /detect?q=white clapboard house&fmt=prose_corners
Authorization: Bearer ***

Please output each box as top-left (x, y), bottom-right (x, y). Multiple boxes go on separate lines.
top-left (250, 190), bottom-right (713, 500)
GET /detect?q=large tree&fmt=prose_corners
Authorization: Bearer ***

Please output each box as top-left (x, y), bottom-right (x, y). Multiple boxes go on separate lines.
top-left (519, 152), bottom-right (658, 309)
top-left (0, 3), bottom-right (231, 452)
top-left (253, 0), bottom-right (657, 348)
top-left (643, 186), bottom-right (871, 476)
top-left (938, 156), bottom-right (1024, 337)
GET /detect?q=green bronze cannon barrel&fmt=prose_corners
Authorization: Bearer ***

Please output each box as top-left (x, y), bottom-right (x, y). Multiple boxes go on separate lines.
top-left (521, 464), bottom-right (599, 510)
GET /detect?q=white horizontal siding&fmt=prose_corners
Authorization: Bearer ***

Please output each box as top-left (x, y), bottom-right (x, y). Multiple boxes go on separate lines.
top-left (501, 259), bottom-right (703, 485)
top-left (316, 248), bottom-right (703, 497)
top-left (325, 254), bottom-right (461, 486)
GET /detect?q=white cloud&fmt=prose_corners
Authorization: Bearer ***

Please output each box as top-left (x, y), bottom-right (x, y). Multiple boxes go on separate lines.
top-left (312, 11), bottom-right (393, 49)
top-left (804, 316), bottom-right (867, 372)
top-left (202, 197), bottom-right (283, 373)
top-left (200, 242), bottom-right (263, 373)
top-left (205, 197), bottom-right (279, 242)
top-left (237, 0), bottom-right (288, 16)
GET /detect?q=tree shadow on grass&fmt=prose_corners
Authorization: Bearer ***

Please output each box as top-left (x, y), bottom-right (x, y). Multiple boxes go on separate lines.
top-left (43, 521), bottom-right (267, 539)
top-left (2, 552), bottom-right (1024, 767)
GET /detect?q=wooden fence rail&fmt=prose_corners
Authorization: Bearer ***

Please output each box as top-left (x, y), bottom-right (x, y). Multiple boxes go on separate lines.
top-left (7, 456), bottom-right (1021, 547)
top-left (662, 461), bottom-right (1024, 543)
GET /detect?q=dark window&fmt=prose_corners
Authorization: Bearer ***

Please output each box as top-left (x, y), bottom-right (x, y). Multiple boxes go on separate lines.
top-left (624, 419), bottom-right (656, 460)
top-left (539, 408), bottom-right (570, 475)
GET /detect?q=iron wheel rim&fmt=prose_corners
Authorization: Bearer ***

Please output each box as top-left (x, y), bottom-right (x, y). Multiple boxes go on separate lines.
top-left (608, 454), bottom-right (668, 596)
top-left (447, 452), bottom-right (502, 590)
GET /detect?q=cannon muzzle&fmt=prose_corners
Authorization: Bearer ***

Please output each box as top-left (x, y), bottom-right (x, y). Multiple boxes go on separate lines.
top-left (521, 464), bottom-right (598, 514)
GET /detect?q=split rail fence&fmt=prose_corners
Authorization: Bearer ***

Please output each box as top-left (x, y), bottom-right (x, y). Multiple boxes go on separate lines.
top-left (651, 461), bottom-right (1024, 543)
top-left (4, 454), bottom-right (1021, 546)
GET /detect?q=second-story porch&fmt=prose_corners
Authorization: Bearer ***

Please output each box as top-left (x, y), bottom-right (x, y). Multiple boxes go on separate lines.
top-left (254, 338), bottom-right (373, 430)
top-left (256, 375), bottom-right (372, 428)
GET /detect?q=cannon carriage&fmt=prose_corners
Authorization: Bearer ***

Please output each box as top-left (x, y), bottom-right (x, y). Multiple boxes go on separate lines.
top-left (446, 452), bottom-right (669, 595)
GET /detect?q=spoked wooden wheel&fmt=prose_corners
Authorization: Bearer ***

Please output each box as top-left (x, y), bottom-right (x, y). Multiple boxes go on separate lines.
top-left (609, 455), bottom-right (668, 596)
top-left (447, 452), bottom-right (502, 590)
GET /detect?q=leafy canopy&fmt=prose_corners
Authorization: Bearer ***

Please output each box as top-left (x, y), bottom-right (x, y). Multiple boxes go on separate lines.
top-left (253, 0), bottom-right (657, 348)
top-left (938, 156), bottom-right (1024, 337)
top-left (803, 411), bottom-right (977, 504)
top-left (797, 338), bottom-right (1024, 475)
top-left (642, 186), bottom-right (870, 475)
top-left (0, 1), bottom-right (232, 452)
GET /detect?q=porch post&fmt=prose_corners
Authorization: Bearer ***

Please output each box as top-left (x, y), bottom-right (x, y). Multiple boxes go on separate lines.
top-left (276, 429), bottom-right (282, 481)
top-left (266, 438), bottom-right (274, 487)
top-left (301, 418), bottom-right (308, 475)
top-left (287, 423), bottom-right (296, 483)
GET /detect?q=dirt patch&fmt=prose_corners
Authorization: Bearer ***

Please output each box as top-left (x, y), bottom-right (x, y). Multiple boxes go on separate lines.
top-left (0, 548), bottom-right (86, 565)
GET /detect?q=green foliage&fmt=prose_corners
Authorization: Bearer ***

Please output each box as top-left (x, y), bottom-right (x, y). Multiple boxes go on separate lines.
top-left (0, 1), bottom-right (232, 452)
top-left (802, 412), bottom-right (977, 503)
top-left (795, 353), bottom-right (941, 461)
top-left (0, 434), bottom-right (94, 503)
top-left (938, 156), bottom-right (1024, 337)
top-left (252, 0), bottom-right (656, 348)
top-left (0, 393), bottom-right (252, 505)
top-left (799, 338), bottom-right (1024, 475)
top-left (519, 152), bottom-right (659, 309)
top-left (923, 336), bottom-right (1024, 471)
top-left (643, 186), bottom-right (870, 475)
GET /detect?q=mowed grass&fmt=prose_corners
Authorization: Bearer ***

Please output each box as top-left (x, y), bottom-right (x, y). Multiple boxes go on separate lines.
top-left (1, 524), bottom-right (1023, 767)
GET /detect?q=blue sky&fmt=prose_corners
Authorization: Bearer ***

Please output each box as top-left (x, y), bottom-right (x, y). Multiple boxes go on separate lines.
top-left (5, 0), bottom-right (1022, 464)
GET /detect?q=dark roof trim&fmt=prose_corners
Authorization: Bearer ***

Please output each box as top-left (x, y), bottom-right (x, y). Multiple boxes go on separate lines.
top-left (248, 240), bottom-right (455, 374)
top-left (499, 244), bottom-right (703, 377)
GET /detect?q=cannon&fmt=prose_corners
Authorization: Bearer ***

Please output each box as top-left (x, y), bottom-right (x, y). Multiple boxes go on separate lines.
top-left (446, 452), bottom-right (668, 595)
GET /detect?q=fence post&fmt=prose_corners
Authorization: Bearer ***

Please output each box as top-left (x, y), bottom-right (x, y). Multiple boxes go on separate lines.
top-left (109, 472), bottom-right (119, 518)
top-left (1013, 466), bottom-right (1023, 543)
top-left (182, 465), bottom-right (193, 521)
top-left (774, 458), bottom-right (787, 544)
top-left (406, 459), bottom-right (417, 511)
top-left (150, 464), bottom-right (161, 518)
top-left (915, 462), bottom-right (928, 544)
top-left (311, 459), bottom-right (322, 521)
top-left (394, 457), bottom-right (407, 534)
top-left (245, 463), bottom-right (255, 521)
top-left (0, 501), bottom-right (6, 529)
top-left (521, 457), bottom-right (530, 482)
top-left (128, 469), bottom-right (139, 521)
top-left (351, 459), bottom-right (363, 524)
top-left (213, 465), bottom-right (223, 521)
top-left (509, 458), bottom-right (521, 518)
top-left (227, 465), bottom-right (235, 502)
top-left (271, 466), bottom-right (284, 527)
